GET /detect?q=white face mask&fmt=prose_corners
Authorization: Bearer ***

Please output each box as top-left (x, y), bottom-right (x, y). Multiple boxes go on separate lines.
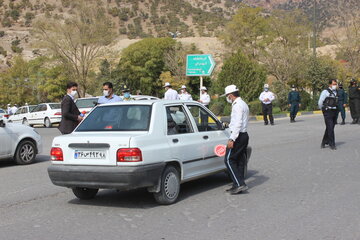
top-left (264, 88), bottom-right (269, 92)
top-left (70, 90), bottom-right (77, 97)
top-left (292, 88), bottom-right (296, 91)
top-left (181, 89), bottom-right (185, 93)
top-left (226, 96), bottom-right (232, 104)
top-left (103, 90), bottom-right (109, 97)
top-left (331, 85), bottom-right (337, 90)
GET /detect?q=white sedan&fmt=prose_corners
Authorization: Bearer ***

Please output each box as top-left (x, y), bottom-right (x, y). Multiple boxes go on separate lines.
top-left (27, 103), bottom-right (61, 127)
top-left (47, 100), bottom-right (251, 204)
top-left (7, 105), bottom-right (37, 125)
top-left (0, 119), bottom-right (42, 164)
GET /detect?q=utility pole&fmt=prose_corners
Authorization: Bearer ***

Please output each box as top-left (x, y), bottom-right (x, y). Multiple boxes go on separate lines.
top-left (313, 0), bottom-right (317, 58)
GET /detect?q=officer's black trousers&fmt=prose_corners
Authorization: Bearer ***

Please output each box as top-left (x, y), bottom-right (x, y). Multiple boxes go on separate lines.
top-left (349, 98), bottom-right (360, 121)
top-left (262, 103), bottom-right (274, 124)
top-left (336, 103), bottom-right (346, 122)
top-left (322, 109), bottom-right (337, 147)
top-left (290, 103), bottom-right (299, 119)
top-left (224, 132), bottom-right (249, 187)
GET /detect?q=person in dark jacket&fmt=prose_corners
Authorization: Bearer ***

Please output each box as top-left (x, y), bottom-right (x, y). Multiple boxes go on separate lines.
top-left (336, 83), bottom-right (348, 125)
top-left (58, 82), bottom-right (83, 134)
top-left (288, 85), bottom-right (301, 123)
top-left (348, 79), bottom-right (360, 124)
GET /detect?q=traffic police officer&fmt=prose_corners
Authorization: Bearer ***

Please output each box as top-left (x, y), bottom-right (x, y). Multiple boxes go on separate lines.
top-left (336, 83), bottom-right (348, 125)
top-left (222, 85), bottom-right (249, 194)
top-left (348, 79), bottom-right (360, 124)
top-left (288, 85), bottom-right (301, 123)
top-left (163, 82), bottom-right (179, 100)
top-left (318, 79), bottom-right (338, 150)
top-left (259, 84), bottom-right (275, 125)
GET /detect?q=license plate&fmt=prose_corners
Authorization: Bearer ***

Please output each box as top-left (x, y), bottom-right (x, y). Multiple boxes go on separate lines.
top-left (74, 150), bottom-right (106, 159)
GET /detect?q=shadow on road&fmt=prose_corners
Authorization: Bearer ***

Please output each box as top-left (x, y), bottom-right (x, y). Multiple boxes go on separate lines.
top-left (0, 154), bottom-right (49, 168)
top-left (67, 170), bottom-right (269, 208)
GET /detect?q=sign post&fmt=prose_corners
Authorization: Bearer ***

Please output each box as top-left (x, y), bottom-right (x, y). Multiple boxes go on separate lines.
top-left (186, 54), bottom-right (216, 96)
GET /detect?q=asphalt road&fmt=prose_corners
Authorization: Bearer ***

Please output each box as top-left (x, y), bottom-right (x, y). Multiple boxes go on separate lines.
top-left (1, 115), bottom-right (360, 240)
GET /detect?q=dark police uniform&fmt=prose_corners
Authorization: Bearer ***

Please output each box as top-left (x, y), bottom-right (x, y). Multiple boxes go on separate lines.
top-left (336, 86), bottom-right (348, 124)
top-left (348, 83), bottom-right (360, 124)
top-left (288, 89), bottom-right (301, 122)
top-left (318, 88), bottom-right (338, 150)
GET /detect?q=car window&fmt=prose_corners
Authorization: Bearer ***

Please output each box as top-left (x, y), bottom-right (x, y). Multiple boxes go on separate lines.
top-left (32, 105), bottom-right (41, 112)
top-left (40, 105), bottom-right (47, 111)
top-left (166, 105), bottom-right (193, 135)
top-left (76, 105), bottom-right (151, 131)
top-left (21, 108), bottom-right (27, 114)
top-left (49, 103), bottom-right (60, 109)
top-left (29, 106), bottom-right (36, 112)
top-left (0, 109), bottom-right (4, 113)
top-left (15, 108), bottom-right (22, 115)
top-left (76, 98), bottom-right (98, 108)
top-left (186, 105), bottom-right (222, 132)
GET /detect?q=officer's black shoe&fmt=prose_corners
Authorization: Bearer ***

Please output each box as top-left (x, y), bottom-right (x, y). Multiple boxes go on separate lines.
top-left (264, 122), bottom-right (268, 125)
top-left (340, 121), bottom-right (345, 125)
top-left (330, 145), bottom-right (337, 150)
top-left (226, 186), bottom-right (236, 192)
top-left (230, 185), bottom-right (248, 195)
top-left (351, 119), bottom-right (357, 124)
top-left (321, 143), bottom-right (326, 149)
top-left (270, 123), bottom-right (274, 126)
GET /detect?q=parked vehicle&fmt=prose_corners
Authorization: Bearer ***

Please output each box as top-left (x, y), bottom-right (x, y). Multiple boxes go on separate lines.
top-left (75, 97), bottom-right (99, 115)
top-left (0, 119), bottom-right (42, 164)
top-left (7, 105), bottom-right (37, 125)
top-left (48, 100), bottom-right (251, 204)
top-left (26, 103), bottom-right (61, 127)
top-left (132, 95), bottom-right (159, 100)
top-left (0, 108), bottom-right (7, 120)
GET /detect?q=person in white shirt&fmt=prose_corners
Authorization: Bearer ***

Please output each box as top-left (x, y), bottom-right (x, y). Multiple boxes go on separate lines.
top-left (179, 85), bottom-right (193, 101)
top-left (163, 82), bottom-right (179, 100)
top-left (10, 104), bottom-right (18, 115)
top-left (222, 85), bottom-right (249, 195)
top-left (199, 86), bottom-right (210, 107)
top-left (259, 84), bottom-right (276, 125)
top-left (7, 104), bottom-right (11, 115)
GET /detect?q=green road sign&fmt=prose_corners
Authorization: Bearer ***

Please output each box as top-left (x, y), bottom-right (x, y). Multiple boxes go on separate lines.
top-left (186, 54), bottom-right (215, 76)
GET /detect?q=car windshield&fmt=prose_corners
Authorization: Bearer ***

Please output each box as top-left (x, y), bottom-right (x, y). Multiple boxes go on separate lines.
top-left (76, 105), bottom-right (152, 131)
top-left (0, 109), bottom-right (4, 113)
top-left (49, 103), bottom-right (61, 109)
top-left (76, 98), bottom-right (98, 108)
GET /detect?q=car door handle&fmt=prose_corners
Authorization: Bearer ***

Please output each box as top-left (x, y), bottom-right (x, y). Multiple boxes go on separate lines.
top-left (203, 136), bottom-right (209, 140)
top-left (172, 138), bottom-right (179, 143)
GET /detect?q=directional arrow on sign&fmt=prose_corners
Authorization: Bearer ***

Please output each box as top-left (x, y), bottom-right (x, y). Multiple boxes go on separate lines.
top-left (186, 54), bottom-right (216, 76)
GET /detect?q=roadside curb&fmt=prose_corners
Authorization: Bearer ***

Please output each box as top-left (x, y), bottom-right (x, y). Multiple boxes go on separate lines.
top-left (219, 110), bottom-right (323, 123)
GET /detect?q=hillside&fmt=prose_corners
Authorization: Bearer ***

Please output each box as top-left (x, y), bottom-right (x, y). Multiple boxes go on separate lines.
top-left (0, 0), bottom-right (358, 68)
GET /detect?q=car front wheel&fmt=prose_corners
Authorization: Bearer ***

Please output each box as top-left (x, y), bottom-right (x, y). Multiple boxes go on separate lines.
top-left (44, 117), bottom-right (52, 128)
top-left (153, 165), bottom-right (180, 205)
top-left (72, 187), bottom-right (99, 200)
top-left (14, 140), bottom-right (36, 165)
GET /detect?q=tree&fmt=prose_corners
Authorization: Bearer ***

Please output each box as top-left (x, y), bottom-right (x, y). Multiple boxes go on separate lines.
top-left (221, 5), bottom-right (270, 58)
top-left (32, 0), bottom-right (117, 97)
top-left (215, 50), bottom-right (266, 103)
top-left (115, 38), bottom-right (176, 97)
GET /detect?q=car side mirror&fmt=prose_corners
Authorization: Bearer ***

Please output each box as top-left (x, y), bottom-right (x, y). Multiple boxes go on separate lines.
top-left (0, 119), bottom-right (5, 128)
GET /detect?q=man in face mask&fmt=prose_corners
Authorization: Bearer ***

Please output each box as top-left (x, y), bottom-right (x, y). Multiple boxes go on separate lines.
top-left (348, 79), bottom-right (360, 124)
top-left (288, 85), bottom-right (301, 123)
top-left (336, 83), bottom-right (348, 125)
top-left (122, 88), bottom-right (134, 101)
top-left (97, 82), bottom-right (122, 105)
top-left (259, 84), bottom-right (276, 125)
top-left (318, 79), bottom-right (338, 150)
top-left (59, 82), bottom-right (83, 134)
top-left (179, 85), bottom-right (193, 101)
top-left (222, 85), bottom-right (250, 195)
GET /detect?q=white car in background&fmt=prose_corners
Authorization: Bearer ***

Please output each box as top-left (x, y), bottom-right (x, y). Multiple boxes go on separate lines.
top-left (0, 119), bottom-right (42, 164)
top-left (47, 100), bottom-right (251, 204)
top-left (0, 108), bottom-right (7, 120)
top-left (7, 105), bottom-right (37, 125)
top-left (75, 97), bottom-right (99, 115)
top-left (27, 103), bottom-right (62, 128)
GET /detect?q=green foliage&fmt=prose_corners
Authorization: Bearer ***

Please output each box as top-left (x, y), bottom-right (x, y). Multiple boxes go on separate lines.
top-left (0, 31), bottom-right (4, 37)
top-left (210, 97), bottom-right (231, 116)
top-left (248, 100), bottom-right (262, 115)
top-left (0, 46), bottom-right (7, 56)
top-left (115, 38), bottom-right (176, 96)
top-left (215, 50), bottom-right (266, 103)
top-left (2, 17), bottom-right (12, 27)
top-left (272, 80), bottom-right (290, 111)
top-left (10, 9), bottom-right (20, 21)
top-left (11, 39), bottom-right (23, 53)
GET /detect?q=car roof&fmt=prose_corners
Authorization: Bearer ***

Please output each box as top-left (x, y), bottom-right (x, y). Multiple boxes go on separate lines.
top-left (97, 100), bottom-right (200, 107)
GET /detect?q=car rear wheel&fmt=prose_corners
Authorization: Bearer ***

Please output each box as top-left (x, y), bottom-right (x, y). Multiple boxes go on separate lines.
top-left (22, 118), bottom-right (29, 126)
top-left (72, 187), bottom-right (99, 200)
top-left (44, 117), bottom-right (52, 128)
top-left (153, 165), bottom-right (180, 205)
top-left (14, 140), bottom-right (36, 165)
